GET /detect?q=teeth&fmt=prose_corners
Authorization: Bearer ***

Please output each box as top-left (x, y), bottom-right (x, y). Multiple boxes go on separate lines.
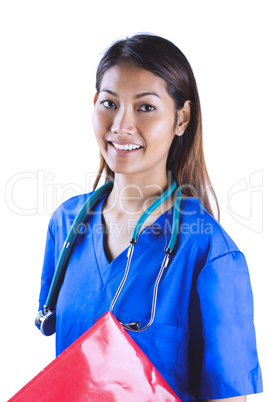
top-left (112, 142), bottom-right (141, 151)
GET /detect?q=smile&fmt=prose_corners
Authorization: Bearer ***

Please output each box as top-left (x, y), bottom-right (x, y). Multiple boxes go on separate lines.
top-left (111, 142), bottom-right (142, 151)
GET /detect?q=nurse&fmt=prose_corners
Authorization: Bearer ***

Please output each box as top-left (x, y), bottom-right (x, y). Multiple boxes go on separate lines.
top-left (37, 34), bottom-right (263, 401)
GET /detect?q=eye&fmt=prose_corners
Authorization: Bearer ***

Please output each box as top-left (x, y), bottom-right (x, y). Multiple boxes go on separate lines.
top-left (138, 104), bottom-right (156, 112)
top-left (100, 100), bottom-right (117, 109)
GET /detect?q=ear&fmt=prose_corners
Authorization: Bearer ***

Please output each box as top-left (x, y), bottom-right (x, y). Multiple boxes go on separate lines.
top-left (174, 100), bottom-right (191, 136)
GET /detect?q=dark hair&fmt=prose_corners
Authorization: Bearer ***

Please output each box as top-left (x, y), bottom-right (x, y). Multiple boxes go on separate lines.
top-left (93, 34), bottom-right (219, 220)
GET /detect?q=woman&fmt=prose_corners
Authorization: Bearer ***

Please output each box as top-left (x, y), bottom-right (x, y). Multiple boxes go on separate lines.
top-left (37, 34), bottom-right (263, 401)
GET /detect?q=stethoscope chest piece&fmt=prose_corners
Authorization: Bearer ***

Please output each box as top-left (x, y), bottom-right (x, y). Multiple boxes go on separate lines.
top-left (35, 309), bottom-right (56, 336)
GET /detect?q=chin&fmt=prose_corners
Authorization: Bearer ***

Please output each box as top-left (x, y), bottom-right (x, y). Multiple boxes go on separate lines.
top-left (106, 164), bottom-right (137, 176)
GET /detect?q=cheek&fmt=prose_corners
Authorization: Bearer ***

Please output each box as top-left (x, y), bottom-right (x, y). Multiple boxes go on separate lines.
top-left (92, 110), bottom-right (102, 134)
top-left (92, 111), bottom-right (108, 143)
top-left (141, 117), bottom-right (164, 136)
top-left (143, 115), bottom-right (174, 141)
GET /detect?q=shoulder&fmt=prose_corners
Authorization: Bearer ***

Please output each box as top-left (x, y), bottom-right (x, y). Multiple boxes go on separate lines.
top-left (179, 197), bottom-right (240, 262)
top-left (48, 191), bottom-right (93, 237)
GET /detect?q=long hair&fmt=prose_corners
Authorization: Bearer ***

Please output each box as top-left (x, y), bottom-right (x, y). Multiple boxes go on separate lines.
top-left (93, 34), bottom-right (220, 220)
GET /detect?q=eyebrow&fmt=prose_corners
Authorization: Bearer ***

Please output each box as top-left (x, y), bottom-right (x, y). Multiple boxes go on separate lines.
top-left (100, 89), bottom-right (160, 99)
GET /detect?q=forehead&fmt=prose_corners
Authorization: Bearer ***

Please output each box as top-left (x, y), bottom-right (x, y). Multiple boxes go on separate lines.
top-left (100, 63), bottom-right (168, 94)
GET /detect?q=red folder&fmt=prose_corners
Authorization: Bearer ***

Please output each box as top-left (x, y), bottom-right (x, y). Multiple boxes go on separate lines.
top-left (9, 312), bottom-right (181, 401)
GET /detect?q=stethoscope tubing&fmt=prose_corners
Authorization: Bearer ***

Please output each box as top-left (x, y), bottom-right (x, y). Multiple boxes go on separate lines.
top-left (39, 179), bottom-right (182, 335)
top-left (45, 180), bottom-right (114, 310)
top-left (110, 184), bottom-right (182, 332)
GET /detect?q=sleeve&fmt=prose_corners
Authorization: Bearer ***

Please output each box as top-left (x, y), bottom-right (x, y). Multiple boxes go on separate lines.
top-left (37, 219), bottom-right (56, 312)
top-left (195, 251), bottom-right (263, 399)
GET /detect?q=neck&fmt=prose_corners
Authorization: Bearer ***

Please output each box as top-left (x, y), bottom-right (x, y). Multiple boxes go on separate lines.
top-left (106, 172), bottom-right (174, 216)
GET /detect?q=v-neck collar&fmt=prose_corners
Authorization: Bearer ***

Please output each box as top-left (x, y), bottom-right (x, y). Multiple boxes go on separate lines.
top-left (90, 193), bottom-right (200, 286)
top-left (91, 194), bottom-right (175, 286)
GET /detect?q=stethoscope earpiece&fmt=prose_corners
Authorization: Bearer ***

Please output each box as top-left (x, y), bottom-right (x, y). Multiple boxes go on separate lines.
top-left (118, 319), bottom-right (141, 331)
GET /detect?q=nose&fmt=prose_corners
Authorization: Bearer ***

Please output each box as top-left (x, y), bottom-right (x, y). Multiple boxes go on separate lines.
top-left (111, 107), bottom-right (136, 136)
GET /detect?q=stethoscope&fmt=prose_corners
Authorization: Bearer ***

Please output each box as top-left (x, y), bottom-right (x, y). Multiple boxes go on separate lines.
top-left (35, 179), bottom-right (182, 336)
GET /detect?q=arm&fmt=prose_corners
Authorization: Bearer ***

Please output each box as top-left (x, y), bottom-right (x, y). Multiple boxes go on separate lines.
top-left (194, 251), bottom-right (262, 398)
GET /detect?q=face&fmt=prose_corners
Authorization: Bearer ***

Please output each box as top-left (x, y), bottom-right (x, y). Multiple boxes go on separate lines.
top-left (92, 63), bottom-right (179, 183)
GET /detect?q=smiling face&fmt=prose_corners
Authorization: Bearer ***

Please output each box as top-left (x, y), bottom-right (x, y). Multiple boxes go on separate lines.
top-left (92, 63), bottom-right (181, 185)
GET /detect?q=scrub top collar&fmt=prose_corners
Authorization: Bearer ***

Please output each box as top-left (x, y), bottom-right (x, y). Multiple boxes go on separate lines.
top-left (90, 194), bottom-right (198, 285)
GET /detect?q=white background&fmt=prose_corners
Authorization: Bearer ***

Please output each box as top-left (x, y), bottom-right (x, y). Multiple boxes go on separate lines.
top-left (0, 0), bottom-right (267, 400)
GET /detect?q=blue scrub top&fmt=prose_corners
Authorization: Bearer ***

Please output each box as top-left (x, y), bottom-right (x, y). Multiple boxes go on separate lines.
top-left (38, 192), bottom-right (263, 400)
